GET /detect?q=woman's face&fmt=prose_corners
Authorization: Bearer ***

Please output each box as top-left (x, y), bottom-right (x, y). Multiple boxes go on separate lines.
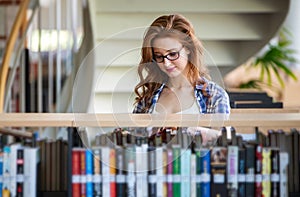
top-left (152, 37), bottom-right (190, 78)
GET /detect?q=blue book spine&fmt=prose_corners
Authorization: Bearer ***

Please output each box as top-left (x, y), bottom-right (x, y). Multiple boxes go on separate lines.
top-left (2, 146), bottom-right (10, 196)
top-left (86, 149), bottom-right (94, 197)
top-left (200, 149), bottom-right (210, 197)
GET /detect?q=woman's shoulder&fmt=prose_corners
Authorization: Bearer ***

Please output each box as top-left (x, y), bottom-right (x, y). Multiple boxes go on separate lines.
top-left (195, 77), bottom-right (227, 96)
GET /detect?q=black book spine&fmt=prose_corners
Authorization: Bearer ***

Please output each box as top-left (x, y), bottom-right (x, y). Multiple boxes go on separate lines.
top-left (210, 147), bottom-right (227, 197)
top-left (67, 127), bottom-right (74, 197)
top-left (245, 145), bottom-right (255, 197)
top-left (238, 148), bottom-right (246, 197)
top-left (292, 130), bottom-right (299, 192)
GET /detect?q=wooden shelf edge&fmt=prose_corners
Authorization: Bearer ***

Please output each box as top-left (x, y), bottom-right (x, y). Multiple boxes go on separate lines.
top-left (0, 113), bottom-right (300, 128)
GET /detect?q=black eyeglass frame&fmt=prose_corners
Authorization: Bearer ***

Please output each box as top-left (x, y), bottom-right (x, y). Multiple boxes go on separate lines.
top-left (152, 46), bottom-right (184, 63)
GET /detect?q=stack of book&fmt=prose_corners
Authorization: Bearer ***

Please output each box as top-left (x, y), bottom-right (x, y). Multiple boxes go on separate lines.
top-left (227, 90), bottom-right (283, 108)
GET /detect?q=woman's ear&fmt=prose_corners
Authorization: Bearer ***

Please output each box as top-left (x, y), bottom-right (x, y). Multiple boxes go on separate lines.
top-left (185, 47), bottom-right (190, 55)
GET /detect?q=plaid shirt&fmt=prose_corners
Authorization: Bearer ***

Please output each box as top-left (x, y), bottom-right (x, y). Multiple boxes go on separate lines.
top-left (133, 78), bottom-right (230, 114)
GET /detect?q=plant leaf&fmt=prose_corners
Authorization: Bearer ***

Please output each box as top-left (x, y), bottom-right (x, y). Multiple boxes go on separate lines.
top-left (270, 62), bottom-right (285, 87)
top-left (272, 59), bottom-right (298, 81)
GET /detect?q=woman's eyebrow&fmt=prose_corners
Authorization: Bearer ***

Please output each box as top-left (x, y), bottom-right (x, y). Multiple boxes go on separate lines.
top-left (153, 47), bottom-right (179, 53)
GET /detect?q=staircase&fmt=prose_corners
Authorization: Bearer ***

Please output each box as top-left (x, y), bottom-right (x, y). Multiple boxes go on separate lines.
top-left (88, 0), bottom-right (290, 113)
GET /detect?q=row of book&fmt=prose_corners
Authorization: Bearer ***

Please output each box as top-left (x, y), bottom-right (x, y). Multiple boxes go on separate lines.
top-left (36, 138), bottom-right (68, 192)
top-left (0, 143), bottom-right (40, 197)
top-left (70, 127), bottom-right (300, 197)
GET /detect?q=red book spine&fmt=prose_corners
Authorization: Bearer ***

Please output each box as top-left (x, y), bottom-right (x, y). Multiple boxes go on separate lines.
top-left (72, 149), bottom-right (81, 197)
top-left (110, 148), bottom-right (116, 197)
top-left (80, 149), bottom-right (86, 197)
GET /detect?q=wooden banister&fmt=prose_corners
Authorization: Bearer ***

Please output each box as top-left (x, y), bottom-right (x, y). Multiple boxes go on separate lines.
top-left (0, 0), bottom-right (30, 112)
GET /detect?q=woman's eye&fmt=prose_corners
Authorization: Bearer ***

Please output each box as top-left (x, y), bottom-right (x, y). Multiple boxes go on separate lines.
top-left (168, 52), bottom-right (177, 57)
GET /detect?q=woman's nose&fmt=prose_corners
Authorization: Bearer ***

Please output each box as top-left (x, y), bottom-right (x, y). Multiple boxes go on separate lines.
top-left (163, 58), bottom-right (172, 67)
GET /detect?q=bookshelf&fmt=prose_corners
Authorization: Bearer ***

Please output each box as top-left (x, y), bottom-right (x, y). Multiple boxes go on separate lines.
top-left (1, 111), bottom-right (300, 197)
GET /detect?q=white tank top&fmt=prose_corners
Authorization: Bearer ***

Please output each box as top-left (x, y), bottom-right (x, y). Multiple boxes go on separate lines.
top-left (153, 101), bottom-right (199, 114)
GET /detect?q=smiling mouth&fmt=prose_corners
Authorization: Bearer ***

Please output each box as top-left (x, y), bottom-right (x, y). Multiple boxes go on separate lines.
top-left (166, 67), bottom-right (176, 72)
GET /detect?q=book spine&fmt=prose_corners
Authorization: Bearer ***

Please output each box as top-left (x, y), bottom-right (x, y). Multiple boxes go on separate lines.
top-left (50, 141), bottom-right (56, 191)
top-left (210, 147), bottom-right (227, 197)
top-left (0, 152), bottom-right (3, 196)
top-left (180, 148), bottom-right (191, 197)
top-left (156, 147), bottom-right (163, 197)
top-left (92, 148), bottom-right (102, 197)
top-left (24, 148), bottom-right (39, 197)
top-left (116, 147), bottom-right (125, 197)
top-left (16, 149), bottom-right (24, 197)
top-left (270, 149), bottom-right (280, 197)
top-left (101, 147), bottom-right (111, 197)
top-left (262, 148), bottom-right (271, 197)
top-left (24, 148), bottom-right (30, 197)
top-left (72, 148), bottom-right (81, 197)
top-left (245, 145), bottom-right (255, 197)
top-left (110, 148), bottom-right (116, 197)
top-left (166, 148), bottom-right (173, 197)
top-left (200, 149), bottom-right (210, 197)
top-left (255, 145), bottom-right (263, 197)
top-left (172, 145), bottom-right (181, 197)
top-left (195, 150), bottom-right (201, 197)
top-left (162, 148), bottom-right (168, 197)
top-left (85, 149), bottom-right (93, 197)
top-left (2, 146), bottom-right (10, 197)
top-left (292, 130), bottom-right (299, 192)
top-left (227, 146), bottom-right (238, 197)
top-left (10, 144), bottom-right (20, 196)
top-left (279, 152), bottom-right (288, 197)
top-left (135, 146), bottom-right (144, 197)
top-left (80, 149), bottom-right (87, 197)
top-left (148, 146), bottom-right (156, 197)
top-left (38, 139), bottom-right (46, 192)
top-left (190, 154), bottom-right (196, 197)
top-left (142, 144), bottom-right (149, 197)
top-left (238, 148), bottom-right (246, 197)
top-left (126, 145), bottom-right (136, 197)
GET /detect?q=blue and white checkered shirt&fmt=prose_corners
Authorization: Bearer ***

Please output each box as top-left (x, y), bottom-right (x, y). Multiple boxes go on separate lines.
top-left (133, 78), bottom-right (230, 114)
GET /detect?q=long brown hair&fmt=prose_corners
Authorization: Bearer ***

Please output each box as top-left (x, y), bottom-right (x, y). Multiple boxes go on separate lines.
top-left (134, 14), bottom-right (209, 110)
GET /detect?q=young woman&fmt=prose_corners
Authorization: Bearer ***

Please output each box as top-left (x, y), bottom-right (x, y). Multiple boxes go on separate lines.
top-left (133, 14), bottom-right (230, 114)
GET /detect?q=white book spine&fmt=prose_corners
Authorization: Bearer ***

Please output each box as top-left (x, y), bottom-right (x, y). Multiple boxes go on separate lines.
top-left (9, 144), bottom-right (21, 196)
top-left (279, 152), bottom-right (288, 197)
top-left (156, 147), bottom-right (163, 197)
top-left (24, 147), bottom-right (40, 197)
top-left (141, 144), bottom-right (148, 197)
top-left (227, 146), bottom-right (238, 190)
top-left (101, 147), bottom-right (110, 197)
top-left (190, 154), bottom-right (196, 197)
top-left (135, 146), bottom-right (143, 197)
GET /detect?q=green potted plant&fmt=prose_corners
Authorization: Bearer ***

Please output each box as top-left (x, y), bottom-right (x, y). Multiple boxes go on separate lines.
top-left (239, 28), bottom-right (298, 100)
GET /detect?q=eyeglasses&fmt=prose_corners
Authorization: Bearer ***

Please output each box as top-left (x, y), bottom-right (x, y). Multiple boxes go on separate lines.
top-left (152, 46), bottom-right (184, 63)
